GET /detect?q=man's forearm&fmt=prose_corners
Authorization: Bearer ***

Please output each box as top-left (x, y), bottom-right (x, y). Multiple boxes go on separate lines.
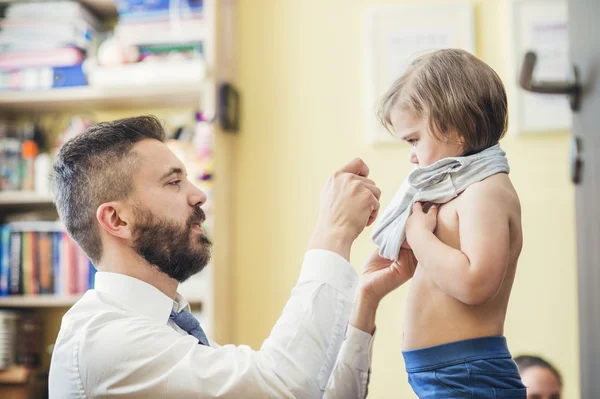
top-left (308, 227), bottom-right (353, 261)
top-left (349, 290), bottom-right (378, 335)
top-left (320, 290), bottom-right (375, 399)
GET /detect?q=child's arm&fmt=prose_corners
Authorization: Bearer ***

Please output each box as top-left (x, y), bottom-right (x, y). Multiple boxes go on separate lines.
top-left (406, 184), bottom-right (510, 305)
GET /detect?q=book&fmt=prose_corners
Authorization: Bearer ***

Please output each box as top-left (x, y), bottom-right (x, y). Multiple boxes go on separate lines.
top-left (0, 225), bottom-right (11, 296)
top-left (116, 0), bottom-right (203, 15)
top-left (0, 20), bottom-right (95, 52)
top-left (0, 48), bottom-right (85, 71)
top-left (115, 18), bottom-right (206, 46)
top-left (21, 231), bottom-right (33, 295)
top-left (52, 232), bottom-right (61, 294)
top-left (38, 231), bottom-right (53, 294)
top-left (0, 64), bottom-right (87, 91)
top-left (1, 223), bottom-right (92, 296)
top-left (10, 232), bottom-right (21, 295)
top-left (6, 1), bottom-right (100, 31)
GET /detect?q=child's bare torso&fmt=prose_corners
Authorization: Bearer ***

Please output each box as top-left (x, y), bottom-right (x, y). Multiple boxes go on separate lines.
top-left (403, 173), bottom-right (523, 350)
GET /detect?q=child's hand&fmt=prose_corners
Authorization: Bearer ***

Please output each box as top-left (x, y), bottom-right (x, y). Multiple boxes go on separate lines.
top-left (406, 202), bottom-right (438, 246)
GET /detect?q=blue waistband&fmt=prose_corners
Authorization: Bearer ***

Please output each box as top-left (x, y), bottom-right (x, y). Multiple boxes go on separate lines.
top-left (402, 336), bottom-right (512, 373)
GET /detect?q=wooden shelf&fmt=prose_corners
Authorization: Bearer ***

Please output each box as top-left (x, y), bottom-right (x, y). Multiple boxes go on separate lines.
top-left (0, 82), bottom-right (205, 113)
top-left (0, 191), bottom-right (54, 206)
top-left (0, 294), bottom-right (205, 308)
top-left (0, 295), bottom-right (82, 308)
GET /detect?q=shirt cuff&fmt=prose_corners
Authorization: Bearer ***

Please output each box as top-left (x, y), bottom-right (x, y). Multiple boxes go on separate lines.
top-left (337, 325), bottom-right (375, 372)
top-left (298, 249), bottom-right (357, 298)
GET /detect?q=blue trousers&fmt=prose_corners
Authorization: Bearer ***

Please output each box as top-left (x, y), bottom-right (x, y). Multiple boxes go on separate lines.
top-left (403, 336), bottom-right (526, 398)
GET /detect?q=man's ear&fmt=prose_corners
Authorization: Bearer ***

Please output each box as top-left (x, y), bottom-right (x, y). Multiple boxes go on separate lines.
top-left (96, 202), bottom-right (133, 240)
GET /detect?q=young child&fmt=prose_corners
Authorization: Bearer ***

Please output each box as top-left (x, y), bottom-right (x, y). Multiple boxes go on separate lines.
top-left (372, 49), bottom-right (526, 398)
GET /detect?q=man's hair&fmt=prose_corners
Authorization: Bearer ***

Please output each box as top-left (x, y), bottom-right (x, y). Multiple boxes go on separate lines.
top-left (52, 115), bottom-right (166, 263)
top-left (378, 48), bottom-right (508, 155)
top-left (514, 355), bottom-right (563, 387)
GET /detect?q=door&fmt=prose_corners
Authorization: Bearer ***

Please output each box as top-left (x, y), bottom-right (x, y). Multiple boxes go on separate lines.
top-left (570, 1), bottom-right (600, 398)
top-left (520, 1), bottom-right (600, 397)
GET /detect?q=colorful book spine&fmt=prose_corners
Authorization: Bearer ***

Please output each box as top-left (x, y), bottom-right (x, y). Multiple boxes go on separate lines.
top-left (0, 225), bottom-right (11, 296)
top-left (77, 247), bottom-right (89, 294)
top-left (0, 64), bottom-right (87, 92)
top-left (52, 232), bottom-right (61, 295)
top-left (38, 231), bottom-right (52, 294)
top-left (9, 231), bottom-right (21, 294)
top-left (0, 47), bottom-right (85, 71)
top-left (116, 0), bottom-right (203, 15)
top-left (21, 231), bottom-right (32, 295)
top-left (2, 223), bottom-right (94, 296)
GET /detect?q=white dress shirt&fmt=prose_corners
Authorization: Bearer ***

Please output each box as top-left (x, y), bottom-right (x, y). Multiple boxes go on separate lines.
top-left (48, 250), bottom-right (374, 398)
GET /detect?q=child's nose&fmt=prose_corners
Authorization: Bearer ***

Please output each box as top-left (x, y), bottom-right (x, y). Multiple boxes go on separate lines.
top-left (409, 151), bottom-right (418, 165)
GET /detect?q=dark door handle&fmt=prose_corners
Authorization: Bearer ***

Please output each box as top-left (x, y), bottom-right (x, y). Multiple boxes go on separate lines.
top-left (519, 51), bottom-right (582, 111)
top-left (570, 136), bottom-right (583, 185)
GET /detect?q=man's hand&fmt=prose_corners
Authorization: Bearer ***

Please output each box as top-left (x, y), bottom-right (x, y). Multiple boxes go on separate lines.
top-left (350, 248), bottom-right (417, 334)
top-left (406, 202), bottom-right (438, 248)
top-left (308, 158), bottom-right (381, 260)
top-left (360, 248), bottom-right (417, 304)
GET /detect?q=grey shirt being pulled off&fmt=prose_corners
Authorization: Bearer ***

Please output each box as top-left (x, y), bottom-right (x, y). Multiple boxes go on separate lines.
top-left (372, 144), bottom-right (510, 261)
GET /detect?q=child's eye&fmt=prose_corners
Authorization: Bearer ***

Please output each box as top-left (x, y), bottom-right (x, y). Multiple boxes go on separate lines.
top-left (407, 139), bottom-right (418, 146)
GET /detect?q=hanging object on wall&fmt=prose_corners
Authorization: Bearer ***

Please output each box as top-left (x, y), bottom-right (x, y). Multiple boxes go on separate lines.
top-left (511, 0), bottom-right (570, 134)
top-left (364, 2), bottom-right (475, 144)
top-left (218, 82), bottom-right (239, 133)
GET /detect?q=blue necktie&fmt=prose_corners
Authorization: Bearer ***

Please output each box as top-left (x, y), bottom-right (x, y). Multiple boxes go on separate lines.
top-left (169, 309), bottom-right (209, 346)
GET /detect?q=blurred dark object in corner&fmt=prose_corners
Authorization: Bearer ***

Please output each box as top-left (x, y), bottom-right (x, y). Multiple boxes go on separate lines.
top-left (0, 366), bottom-right (48, 399)
top-left (0, 312), bottom-right (46, 398)
top-left (17, 315), bottom-right (43, 369)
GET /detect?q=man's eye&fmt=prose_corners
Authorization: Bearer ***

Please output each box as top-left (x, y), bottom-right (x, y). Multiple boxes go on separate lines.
top-left (168, 180), bottom-right (181, 186)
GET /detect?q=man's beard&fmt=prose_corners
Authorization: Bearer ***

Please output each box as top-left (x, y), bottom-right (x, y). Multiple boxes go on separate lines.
top-left (130, 204), bottom-right (212, 282)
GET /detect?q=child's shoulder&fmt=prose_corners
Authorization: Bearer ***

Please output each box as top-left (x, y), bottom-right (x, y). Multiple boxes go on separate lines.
top-left (459, 173), bottom-right (520, 211)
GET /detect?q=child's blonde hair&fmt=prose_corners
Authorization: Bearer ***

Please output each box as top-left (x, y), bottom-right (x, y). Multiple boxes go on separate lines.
top-left (378, 49), bottom-right (508, 155)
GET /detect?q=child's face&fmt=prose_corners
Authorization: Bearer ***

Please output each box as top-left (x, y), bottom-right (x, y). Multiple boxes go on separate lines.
top-left (390, 106), bottom-right (464, 167)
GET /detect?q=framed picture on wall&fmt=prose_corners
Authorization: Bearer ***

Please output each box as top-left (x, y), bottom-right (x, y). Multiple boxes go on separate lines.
top-left (510, 0), bottom-right (570, 134)
top-left (364, 2), bottom-right (475, 144)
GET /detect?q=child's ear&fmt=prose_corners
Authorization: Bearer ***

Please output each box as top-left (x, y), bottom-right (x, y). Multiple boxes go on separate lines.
top-left (96, 202), bottom-right (133, 240)
top-left (450, 131), bottom-right (466, 150)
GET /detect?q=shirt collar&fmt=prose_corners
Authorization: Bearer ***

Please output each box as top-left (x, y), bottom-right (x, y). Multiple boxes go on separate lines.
top-left (173, 293), bottom-right (190, 313)
top-left (94, 272), bottom-right (188, 324)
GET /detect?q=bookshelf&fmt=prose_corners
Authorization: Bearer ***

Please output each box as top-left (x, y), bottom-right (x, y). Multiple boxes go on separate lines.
top-left (0, 0), bottom-right (236, 372)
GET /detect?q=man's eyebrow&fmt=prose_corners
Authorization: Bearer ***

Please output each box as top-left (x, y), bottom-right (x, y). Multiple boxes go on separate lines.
top-left (159, 167), bottom-right (184, 181)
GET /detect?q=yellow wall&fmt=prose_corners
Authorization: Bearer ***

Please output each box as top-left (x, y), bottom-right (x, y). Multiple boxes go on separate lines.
top-left (233, 0), bottom-right (580, 398)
